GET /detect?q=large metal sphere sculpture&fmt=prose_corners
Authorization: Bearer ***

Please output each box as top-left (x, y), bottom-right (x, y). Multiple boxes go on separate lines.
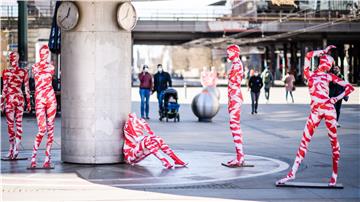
top-left (204, 86), bottom-right (220, 100)
top-left (191, 89), bottom-right (220, 122)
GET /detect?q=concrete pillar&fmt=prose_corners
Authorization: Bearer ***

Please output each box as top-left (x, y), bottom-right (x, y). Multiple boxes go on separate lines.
top-left (61, 1), bottom-right (131, 164)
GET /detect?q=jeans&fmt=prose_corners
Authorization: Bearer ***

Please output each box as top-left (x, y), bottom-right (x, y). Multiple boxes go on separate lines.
top-left (334, 99), bottom-right (342, 121)
top-left (251, 91), bottom-right (260, 113)
top-left (264, 88), bottom-right (270, 100)
top-left (139, 88), bottom-right (150, 118)
top-left (286, 90), bottom-right (294, 103)
top-left (157, 91), bottom-right (165, 112)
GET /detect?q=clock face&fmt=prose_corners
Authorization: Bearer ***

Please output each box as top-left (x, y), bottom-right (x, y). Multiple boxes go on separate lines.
top-left (56, 1), bottom-right (79, 31)
top-left (117, 2), bottom-right (137, 31)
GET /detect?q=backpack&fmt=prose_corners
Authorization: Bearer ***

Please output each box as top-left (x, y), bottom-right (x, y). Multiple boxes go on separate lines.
top-left (264, 71), bottom-right (271, 84)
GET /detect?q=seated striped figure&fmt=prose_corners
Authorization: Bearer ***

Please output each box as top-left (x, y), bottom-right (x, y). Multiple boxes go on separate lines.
top-left (276, 45), bottom-right (355, 186)
top-left (123, 113), bottom-right (187, 169)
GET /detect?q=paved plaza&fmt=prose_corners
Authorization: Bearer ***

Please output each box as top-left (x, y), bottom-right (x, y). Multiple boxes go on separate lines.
top-left (1, 87), bottom-right (359, 201)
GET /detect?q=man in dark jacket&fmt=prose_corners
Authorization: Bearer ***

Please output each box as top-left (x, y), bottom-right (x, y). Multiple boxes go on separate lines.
top-left (329, 66), bottom-right (347, 127)
top-left (248, 70), bottom-right (263, 114)
top-left (153, 64), bottom-right (172, 114)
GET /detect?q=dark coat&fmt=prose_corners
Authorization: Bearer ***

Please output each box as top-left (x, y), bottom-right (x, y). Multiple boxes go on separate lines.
top-left (249, 75), bottom-right (263, 93)
top-left (153, 71), bottom-right (172, 92)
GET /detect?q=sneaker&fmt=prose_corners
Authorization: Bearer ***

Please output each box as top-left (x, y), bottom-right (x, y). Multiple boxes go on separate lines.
top-left (145, 116), bottom-right (150, 120)
top-left (336, 123), bottom-right (341, 128)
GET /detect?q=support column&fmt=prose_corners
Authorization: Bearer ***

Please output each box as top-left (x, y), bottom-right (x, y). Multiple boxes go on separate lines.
top-left (17, 0), bottom-right (27, 67)
top-left (269, 45), bottom-right (276, 77)
top-left (61, 1), bottom-right (131, 164)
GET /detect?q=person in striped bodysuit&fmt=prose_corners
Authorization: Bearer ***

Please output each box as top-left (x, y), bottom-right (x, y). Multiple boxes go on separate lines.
top-left (30, 45), bottom-right (57, 168)
top-left (123, 113), bottom-right (187, 169)
top-left (277, 45), bottom-right (354, 186)
top-left (1, 51), bottom-right (30, 159)
top-left (224, 44), bottom-right (246, 167)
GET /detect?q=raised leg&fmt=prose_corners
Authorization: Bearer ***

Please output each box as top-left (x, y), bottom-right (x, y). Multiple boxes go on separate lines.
top-left (277, 111), bottom-right (321, 184)
top-left (152, 136), bottom-right (187, 167)
top-left (143, 136), bottom-right (172, 169)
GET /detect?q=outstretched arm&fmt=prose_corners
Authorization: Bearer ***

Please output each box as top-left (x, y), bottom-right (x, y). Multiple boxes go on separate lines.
top-left (329, 73), bottom-right (355, 104)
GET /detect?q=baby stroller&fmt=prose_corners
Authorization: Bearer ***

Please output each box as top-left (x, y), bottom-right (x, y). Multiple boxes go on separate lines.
top-left (159, 88), bottom-right (180, 122)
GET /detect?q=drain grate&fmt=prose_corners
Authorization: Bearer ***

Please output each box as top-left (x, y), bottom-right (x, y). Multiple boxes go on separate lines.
top-left (147, 183), bottom-right (242, 190)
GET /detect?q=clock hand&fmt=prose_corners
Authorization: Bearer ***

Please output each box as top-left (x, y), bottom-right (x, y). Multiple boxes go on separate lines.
top-left (121, 8), bottom-right (130, 21)
top-left (66, 7), bottom-right (71, 18)
top-left (60, 16), bottom-right (67, 24)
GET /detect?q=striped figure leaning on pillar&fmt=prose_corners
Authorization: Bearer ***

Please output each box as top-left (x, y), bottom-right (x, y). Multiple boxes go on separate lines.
top-left (123, 113), bottom-right (187, 169)
top-left (1, 51), bottom-right (31, 159)
top-left (223, 44), bottom-right (247, 167)
top-left (276, 45), bottom-right (355, 186)
top-left (30, 45), bottom-right (57, 168)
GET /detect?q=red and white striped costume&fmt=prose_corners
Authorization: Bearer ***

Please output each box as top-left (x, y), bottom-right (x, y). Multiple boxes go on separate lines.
top-left (123, 113), bottom-right (187, 169)
top-left (277, 45), bottom-right (354, 186)
top-left (30, 45), bottom-right (57, 168)
top-left (201, 69), bottom-right (217, 87)
top-left (1, 51), bottom-right (30, 159)
top-left (225, 44), bottom-right (246, 166)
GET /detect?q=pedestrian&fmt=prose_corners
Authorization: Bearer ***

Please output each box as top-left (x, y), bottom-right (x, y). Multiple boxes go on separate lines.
top-left (153, 64), bottom-right (172, 118)
top-left (261, 67), bottom-right (273, 103)
top-left (138, 65), bottom-right (152, 119)
top-left (329, 66), bottom-right (348, 128)
top-left (284, 70), bottom-right (295, 103)
top-left (248, 70), bottom-right (263, 114)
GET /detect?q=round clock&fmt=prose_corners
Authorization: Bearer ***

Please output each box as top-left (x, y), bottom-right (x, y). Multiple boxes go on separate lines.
top-left (56, 1), bottom-right (80, 31)
top-left (117, 2), bottom-right (137, 31)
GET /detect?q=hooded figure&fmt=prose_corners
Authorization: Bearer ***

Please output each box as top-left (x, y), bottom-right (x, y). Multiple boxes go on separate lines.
top-left (1, 51), bottom-right (30, 159)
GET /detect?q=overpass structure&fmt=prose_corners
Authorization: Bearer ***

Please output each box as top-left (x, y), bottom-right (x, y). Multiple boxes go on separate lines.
top-left (2, 2), bottom-right (360, 46)
top-left (1, 1), bottom-right (359, 83)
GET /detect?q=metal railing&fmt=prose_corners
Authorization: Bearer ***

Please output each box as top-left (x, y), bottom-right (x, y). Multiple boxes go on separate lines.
top-left (136, 8), bottom-right (232, 21)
